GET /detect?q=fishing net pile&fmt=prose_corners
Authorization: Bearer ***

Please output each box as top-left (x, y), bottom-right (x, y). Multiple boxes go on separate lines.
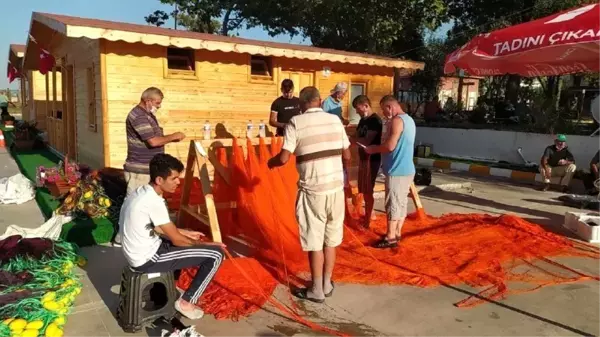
top-left (168, 138), bottom-right (600, 322)
top-left (0, 235), bottom-right (83, 337)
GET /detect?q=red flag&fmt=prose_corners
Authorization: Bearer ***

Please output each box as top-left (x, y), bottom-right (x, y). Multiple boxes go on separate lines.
top-left (39, 49), bottom-right (55, 75)
top-left (7, 65), bottom-right (19, 83)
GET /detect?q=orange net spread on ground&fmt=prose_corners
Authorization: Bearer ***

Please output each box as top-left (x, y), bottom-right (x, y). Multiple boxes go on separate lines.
top-left (169, 138), bottom-right (600, 325)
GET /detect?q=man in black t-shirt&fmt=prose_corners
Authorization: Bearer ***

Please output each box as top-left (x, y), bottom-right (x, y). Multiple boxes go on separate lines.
top-left (539, 134), bottom-right (576, 192)
top-left (269, 79), bottom-right (301, 136)
top-left (353, 95), bottom-right (382, 228)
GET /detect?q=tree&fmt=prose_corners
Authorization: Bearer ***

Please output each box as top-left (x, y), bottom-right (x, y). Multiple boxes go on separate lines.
top-left (145, 10), bottom-right (170, 27)
top-left (145, 0), bottom-right (253, 35)
top-left (408, 38), bottom-right (451, 113)
top-left (243, 0), bottom-right (448, 56)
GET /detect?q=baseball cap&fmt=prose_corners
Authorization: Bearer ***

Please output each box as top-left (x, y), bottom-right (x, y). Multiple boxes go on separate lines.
top-left (556, 134), bottom-right (567, 142)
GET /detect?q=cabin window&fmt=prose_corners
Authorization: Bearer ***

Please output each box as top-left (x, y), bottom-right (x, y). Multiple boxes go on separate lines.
top-left (167, 47), bottom-right (195, 71)
top-left (250, 55), bottom-right (273, 80)
top-left (348, 83), bottom-right (366, 125)
top-left (87, 65), bottom-right (97, 132)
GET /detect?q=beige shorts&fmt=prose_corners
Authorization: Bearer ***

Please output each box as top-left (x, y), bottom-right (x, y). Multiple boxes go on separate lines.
top-left (124, 171), bottom-right (150, 196)
top-left (385, 174), bottom-right (414, 221)
top-left (295, 189), bottom-right (345, 252)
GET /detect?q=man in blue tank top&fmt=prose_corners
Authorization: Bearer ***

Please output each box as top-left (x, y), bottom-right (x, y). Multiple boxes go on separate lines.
top-left (365, 95), bottom-right (416, 248)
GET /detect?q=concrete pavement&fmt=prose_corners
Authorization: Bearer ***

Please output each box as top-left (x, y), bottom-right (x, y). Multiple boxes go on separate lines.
top-left (1, 151), bottom-right (598, 336)
top-left (0, 147), bottom-right (45, 231)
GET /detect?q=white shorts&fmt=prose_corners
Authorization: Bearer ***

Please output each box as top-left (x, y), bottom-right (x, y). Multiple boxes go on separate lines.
top-left (295, 190), bottom-right (344, 251)
top-left (124, 171), bottom-right (150, 196)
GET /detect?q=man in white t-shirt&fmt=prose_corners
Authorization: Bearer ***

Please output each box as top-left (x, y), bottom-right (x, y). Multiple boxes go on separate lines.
top-left (268, 86), bottom-right (351, 303)
top-left (119, 153), bottom-right (225, 320)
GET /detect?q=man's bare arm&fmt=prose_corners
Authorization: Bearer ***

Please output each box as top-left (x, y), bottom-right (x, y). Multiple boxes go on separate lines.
top-left (267, 149), bottom-right (292, 169)
top-left (153, 222), bottom-right (197, 247)
top-left (269, 111), bottom-right (286, 129)
top-left (147, 132), bottom-right (185, 148)
top-left (367, 118), bottom-right (403, 154)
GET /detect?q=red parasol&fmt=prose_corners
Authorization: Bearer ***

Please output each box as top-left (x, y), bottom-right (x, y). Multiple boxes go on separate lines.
top-left (444, 3), bottom-right (600, 77)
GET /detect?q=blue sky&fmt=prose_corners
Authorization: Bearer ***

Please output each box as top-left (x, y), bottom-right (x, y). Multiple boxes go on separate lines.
top-left (1, 0), bottom-right (450, 89)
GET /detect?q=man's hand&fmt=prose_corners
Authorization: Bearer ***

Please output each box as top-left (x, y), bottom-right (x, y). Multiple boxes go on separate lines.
top-left (179, 229), bottom-right (205, 241)
top-left (558, 159), bottom-right (567, 166)
top-left (364, 146), bottom-right (376, 155)
top-left (199, 241), bottom-right (227, 249)
top-left (171, 132), bottom-right (186, 142)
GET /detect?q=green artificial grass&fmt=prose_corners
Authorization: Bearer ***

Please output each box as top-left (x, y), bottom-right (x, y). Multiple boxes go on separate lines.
top-left (1, 126), bottom-right (115, 246)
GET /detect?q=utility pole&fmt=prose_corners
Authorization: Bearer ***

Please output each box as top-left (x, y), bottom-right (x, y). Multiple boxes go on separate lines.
top-left (173, 4), bottom-right (179, 30)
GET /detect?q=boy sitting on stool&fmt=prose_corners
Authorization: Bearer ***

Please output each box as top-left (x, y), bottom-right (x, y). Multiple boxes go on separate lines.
top-left (119, 153), bottom-right (225, 320)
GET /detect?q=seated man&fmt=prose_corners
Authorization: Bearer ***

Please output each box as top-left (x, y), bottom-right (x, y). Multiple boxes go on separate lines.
top-left (119, 153), bottom-right (225, 320)
top-left (583, 151), bottom-right (599, 194)
top-left (539, 134), bottom-right (576, 192)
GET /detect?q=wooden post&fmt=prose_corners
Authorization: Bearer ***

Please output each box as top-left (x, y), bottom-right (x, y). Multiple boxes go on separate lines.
top-left (177, 140), bottom-right (223, 243)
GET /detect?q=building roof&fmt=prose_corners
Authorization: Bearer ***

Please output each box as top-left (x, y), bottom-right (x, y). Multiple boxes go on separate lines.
top-left (10, 44), bottom-right (26, 57)
top-left (30, 12), bottom-right (424, 70)
top-left (7, 44), bottom-right (25, 77)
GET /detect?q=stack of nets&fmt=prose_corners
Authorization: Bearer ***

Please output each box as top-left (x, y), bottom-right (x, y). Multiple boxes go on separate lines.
top-left (0, 236), bottom-right (83, 337)
top-left (170, 138), bottom-right (600, 325)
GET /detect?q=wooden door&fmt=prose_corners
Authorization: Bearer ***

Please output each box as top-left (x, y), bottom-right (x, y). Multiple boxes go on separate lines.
top-left (279, 71), bottom-right (314, 95)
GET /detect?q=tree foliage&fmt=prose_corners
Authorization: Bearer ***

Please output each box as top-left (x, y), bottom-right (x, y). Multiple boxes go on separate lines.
top-left (144, 0), bottom-right (253, 35)
top-left (145, 0), bottom-right (449, 55)
top-left (410, 38), bottom-right (452, 105)
top-left (243, 0), bottom-right (447, 56)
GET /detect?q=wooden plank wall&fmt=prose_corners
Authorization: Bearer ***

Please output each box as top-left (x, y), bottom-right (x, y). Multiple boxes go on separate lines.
top-left (46, 36), bottom-right (103, 167)
top-left (103, 40), bottom-right (394, 169)
top-left (20, 70), bottom-right (52, 131)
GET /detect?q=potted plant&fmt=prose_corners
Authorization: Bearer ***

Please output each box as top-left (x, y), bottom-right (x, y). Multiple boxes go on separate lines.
top-left (13, 120), bottom-right (39, 150)
top-left (58, 173), bottom-right (112, 219)
top-left (37, 156), bottom-right (81, 198)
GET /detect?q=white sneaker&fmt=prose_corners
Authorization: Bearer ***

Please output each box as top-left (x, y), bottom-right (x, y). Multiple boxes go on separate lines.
top-left (112, 233), bottom-right (122, 247)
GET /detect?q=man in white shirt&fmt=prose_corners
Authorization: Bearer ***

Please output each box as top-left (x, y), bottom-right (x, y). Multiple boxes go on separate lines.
top-left (268, 86), bottom-right (351, 303)
top-left (119, 153), bottom-right (225, 320)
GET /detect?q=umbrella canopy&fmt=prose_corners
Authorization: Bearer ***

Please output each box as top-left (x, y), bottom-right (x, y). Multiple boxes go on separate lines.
top-left (444, 3), bottom-right (600, 77)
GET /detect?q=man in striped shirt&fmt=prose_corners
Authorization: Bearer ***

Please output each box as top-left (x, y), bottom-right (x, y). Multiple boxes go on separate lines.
top-left (116, 87), bottom-right (185, 246)
top-left (124, 87), bottom-right (186, 195)
top-left (268, 86), bottom-right (351, 303)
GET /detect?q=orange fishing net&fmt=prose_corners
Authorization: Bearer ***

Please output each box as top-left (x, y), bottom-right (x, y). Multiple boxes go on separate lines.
top-left (169, 138), bottom-right (600, 328)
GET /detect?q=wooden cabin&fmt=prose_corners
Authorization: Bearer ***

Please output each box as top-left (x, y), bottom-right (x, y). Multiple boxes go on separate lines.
top-left (8, 43), bottom-right (59, 130)
top-left (23, 12), bottom-right (424, 170)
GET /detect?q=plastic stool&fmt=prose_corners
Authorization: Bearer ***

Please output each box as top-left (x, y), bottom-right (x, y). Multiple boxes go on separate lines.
top-left (116, 266), bottom-right (179, 333)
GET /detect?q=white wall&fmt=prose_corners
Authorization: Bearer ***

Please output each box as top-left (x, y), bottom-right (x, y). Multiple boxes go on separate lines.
top-left (416, 127), bottom-right (600, 167)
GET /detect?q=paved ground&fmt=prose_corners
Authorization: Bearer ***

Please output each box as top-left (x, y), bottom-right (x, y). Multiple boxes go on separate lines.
top-left (0, 147), bottom-right (45, 230)
top-left (1, 152), bottom-right (598, 336)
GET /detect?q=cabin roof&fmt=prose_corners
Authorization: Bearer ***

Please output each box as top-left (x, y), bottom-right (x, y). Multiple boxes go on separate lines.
top-left (10, 44), bottom-right (26, 57)
top-left (7, 44), bottom-right (25, 77)
top-left (29, 12), bottom-right (424, 70)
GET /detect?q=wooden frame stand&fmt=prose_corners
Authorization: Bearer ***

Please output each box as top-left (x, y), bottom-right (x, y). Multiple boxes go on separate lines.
top-left (177, 140), bottom-right (223, 243)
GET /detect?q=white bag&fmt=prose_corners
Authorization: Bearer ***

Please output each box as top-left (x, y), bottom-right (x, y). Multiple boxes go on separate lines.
top-left (0, 173), bottom-right (35, 205)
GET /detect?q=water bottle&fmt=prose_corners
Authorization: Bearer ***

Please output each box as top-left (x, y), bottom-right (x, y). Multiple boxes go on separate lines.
top-left (258, 120), bottom-right (266, 138)
top-left (246, 120), bottom-right (253, 139)
top-left (203, 120), bottom-right (211, 140)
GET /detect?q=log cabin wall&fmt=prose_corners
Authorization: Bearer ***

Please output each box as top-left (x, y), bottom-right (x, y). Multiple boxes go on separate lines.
top-left (45, 36), bottom-right (103, 167)
top-left (20, 70), bottom-right (53, 131)
top-left (103, 40), bottom-right (394, 170)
